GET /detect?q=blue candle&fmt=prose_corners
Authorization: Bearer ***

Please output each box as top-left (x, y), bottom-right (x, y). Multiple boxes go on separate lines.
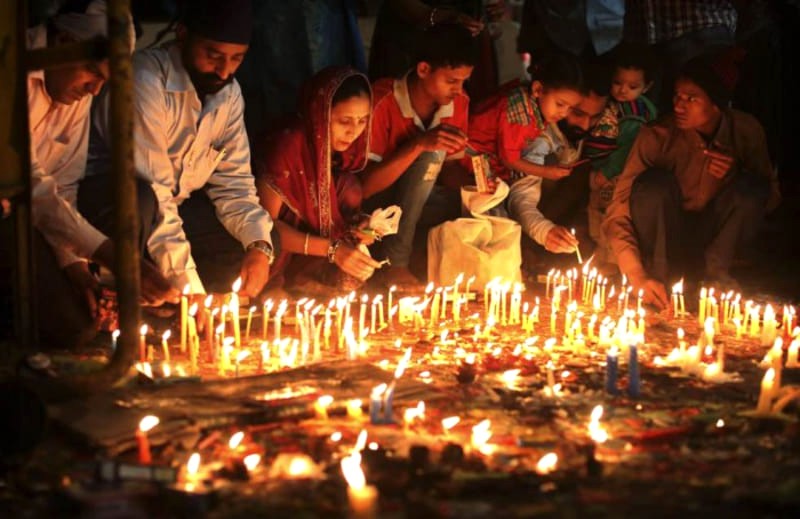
top-left (628, 343), bottom-right (640, 398)
top-left (369, 383), bottom-right (387, 424)
top-left (605, 347), bottom-right (619, 395)
top-left (383, 381), bottom-right (396, 423)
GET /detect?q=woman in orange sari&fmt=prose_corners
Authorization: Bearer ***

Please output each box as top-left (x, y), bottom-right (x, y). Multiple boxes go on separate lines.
top-left (254, 67), bottom-right (381, 289)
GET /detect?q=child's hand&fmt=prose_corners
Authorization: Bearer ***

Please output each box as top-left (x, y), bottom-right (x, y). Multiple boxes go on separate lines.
top-left (544, 226), bottom-right (579, 254)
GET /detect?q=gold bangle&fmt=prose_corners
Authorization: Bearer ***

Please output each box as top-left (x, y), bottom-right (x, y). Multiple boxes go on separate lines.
top-left (303, 233), bottom-right (310, 255)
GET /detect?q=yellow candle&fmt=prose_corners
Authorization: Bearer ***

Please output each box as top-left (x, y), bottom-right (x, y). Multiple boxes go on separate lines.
top-left (180, 284), bottom-right (190, 353)
top-left (698, 287), bottom-right (707, 325)
top-left (230, 277), bottom-right (242, 349)
top-left (756, 368), bottom-right (775, 414)
top-left (139, 324), bottom-right (148, 363)
top-left (347, 399), bottom-right (364, 421)
top-left (161, 330), bottom-right (171, 363)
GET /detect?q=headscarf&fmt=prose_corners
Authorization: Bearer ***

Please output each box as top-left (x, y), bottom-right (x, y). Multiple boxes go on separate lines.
top-left (256, 67), bottom-right (372, 239)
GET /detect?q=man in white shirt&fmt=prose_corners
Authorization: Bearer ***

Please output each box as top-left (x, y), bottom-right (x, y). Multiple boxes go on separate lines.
top-left (28, 0), bottom-right (177, 348)
top-left (90, 0), bottom-right (277, 304)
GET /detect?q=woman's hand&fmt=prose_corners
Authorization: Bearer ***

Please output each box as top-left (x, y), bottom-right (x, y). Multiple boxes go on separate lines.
top-left (334, 243), bottom-right (382, 281)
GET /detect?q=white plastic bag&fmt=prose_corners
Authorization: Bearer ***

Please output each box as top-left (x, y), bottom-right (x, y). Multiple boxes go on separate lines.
top-left (427, 182), bottom-right (521, 290)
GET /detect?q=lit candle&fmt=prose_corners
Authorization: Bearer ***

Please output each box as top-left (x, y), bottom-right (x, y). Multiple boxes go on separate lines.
top-left (430, 288), bottom-right (441, 328)
top-left (370, 296), bottom-right (378, 334)
top-left (275, 300), bottom-right (287, 342)
top-left (387, 286), bottom-right (396, 328)
top-left (698, 287), bottom-right (707, 325)
top-left (160, 330), bottom-right (171, 363)
top-left (245, 305), bottom-right (256, 343)
top-left (139, 324), bottom-right (148, 363)
top-left (314, 394), bottom-right (334, 420)
top-left (341, 454), bottom-right (378, 519)
top-left (756, 368), bottom-right (775, 414)
top-left (135, 415), bottom-right (159, 464)
top-left (111, 329), bottom-right (120, 352)
top-left (180, 284), bottom-right (189, 353)
top-left (369, 383), bottom-right (387, 424)
top-left (671, 279), bottom-right (682, 317)
top-left (347, 399), bottom-right (364, 421)
top-left (230, 277), bottom-right (242, 349)
top-left (234, 349), bottom-right (250, 378)
top-left (571, 228), bottom-right (582, 264)
top-left (452, 273), bottom-right (464, 313)
top-left (262, 299), bottom-right (273, 340)
top-left (605, 346), bottom-right (619, 395)
top-left (628, 343), bottom-right (640, 398)
top-left (188, 304), bottom-right (199, 374)
top-left (465, 275), bottom-right (475, 301)
top-left (761, 304), bottom-right (777, 346)
top-left (259, 341), bottom-right (269, 371)
top-left (359, 294), bottom-right (368, 340)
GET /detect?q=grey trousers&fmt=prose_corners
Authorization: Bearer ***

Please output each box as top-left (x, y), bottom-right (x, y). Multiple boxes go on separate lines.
top-left (365, 151), bottom-right (446, 267)
top-left (630, 168), bottom-right (768, 283)
top-left (35, 175), bottom-right (158, 348)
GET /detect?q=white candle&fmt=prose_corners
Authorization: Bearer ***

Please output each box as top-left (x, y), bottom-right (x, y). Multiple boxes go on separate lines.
top-left (756, 368), bottom-right (775, 414)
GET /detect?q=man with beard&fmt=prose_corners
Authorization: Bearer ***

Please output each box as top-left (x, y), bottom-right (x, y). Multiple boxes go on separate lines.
top-left (92, 0), bottom-right (277, 303)
top-left (515, 61), bottom-right (610, 272)
top-left (536, 62), bottom-right (610, 227)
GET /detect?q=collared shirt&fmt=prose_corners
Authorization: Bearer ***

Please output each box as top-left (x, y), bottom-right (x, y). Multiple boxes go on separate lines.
top-left (625, 0), bottom-right (737, 45)
top-left (27, 25), bottom-right (107, 268)
top-left (127, 43), bottom-right (273, 293)
top-left (369, 73), bottom-right (469, 163)
top-left (603, 110), bottom-right (776, 280)
top-left (467, 81), bottom-right (546, 182)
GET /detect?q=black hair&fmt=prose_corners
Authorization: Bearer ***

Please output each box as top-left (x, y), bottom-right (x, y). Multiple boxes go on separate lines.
top-left (609, 43), bottom-right (657, 84)
top-left (581, 59), bottom-right (612, 98)
top-left (332, 74), bottom-right (371, 106)
top-left (57, 0), bottom-right (94, 14)
top-left (414, 24), bottom-right (478, 70)
top-left (527, 52), bottom-right (584, 93)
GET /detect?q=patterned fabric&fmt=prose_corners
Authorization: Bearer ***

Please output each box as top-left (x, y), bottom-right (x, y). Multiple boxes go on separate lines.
top-left (584, 96), bottom-right (657, 173)
top-left (505, 85), bottom-right (544, 129)
top-left (626, 0), bottom-right (737, 44)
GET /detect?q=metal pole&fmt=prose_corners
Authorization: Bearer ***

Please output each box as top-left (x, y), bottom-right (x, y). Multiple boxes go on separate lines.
top-left (47, 0), bottom-right (139, 395)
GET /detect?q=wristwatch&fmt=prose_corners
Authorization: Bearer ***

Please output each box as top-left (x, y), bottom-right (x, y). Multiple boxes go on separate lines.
top-left (247, 240), bottom-right (274, 265)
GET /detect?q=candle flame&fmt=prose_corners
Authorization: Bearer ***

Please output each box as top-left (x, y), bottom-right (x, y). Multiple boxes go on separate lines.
top-left (162, 362), bottom-right (171, 378)
top-left (317, 394), bottom-right (334, 408)
top-left (183, 284), bottom-right (191, 295)
top-left (588, 405), bottom-right (608, 443)
top-left (232, 277), bottom-right (242, 292)
top-left (371, 383), bottom-right (387, 398)
top-left (354, 429), bottom-right (368, 453)
top-left (287, 456), bottom-right (315, 478)
top-left (204, 294), bottom-right (213, 308)
top-left (677, 328), bottom-right (685, 340)
top-left (138, 415), bottom-right (159, 432)
top-left (189, 303), bottom-right (198, 316)
top-left (330, 431), bottom-right (343, 442)
top-left (187, 452), bottom-right (201, 476)
top-left (340, 454), bottom-right (366, 490)
top-left (501, 369), bottom-right (521, 388)
top-left (139, 324), bottom-right (148, 336)
top-left (535, 452), bottom-right (558, 475)
top-left (442, 416), bottom-right (461, 431)
top-left (764, 367), bottom-right (775, 384)
top-left (236, 349), bottom-right (251, 363)
top-left (112, 329), bottom-right (120, 339)
top-left (394, 347), bottom-right (412, 379)
top-left (672, 279), bottom-right (684, 294)
top-left (228, 431), bottom-right (245, 449)
top-left (244, 453), bottom-right (261, 471)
